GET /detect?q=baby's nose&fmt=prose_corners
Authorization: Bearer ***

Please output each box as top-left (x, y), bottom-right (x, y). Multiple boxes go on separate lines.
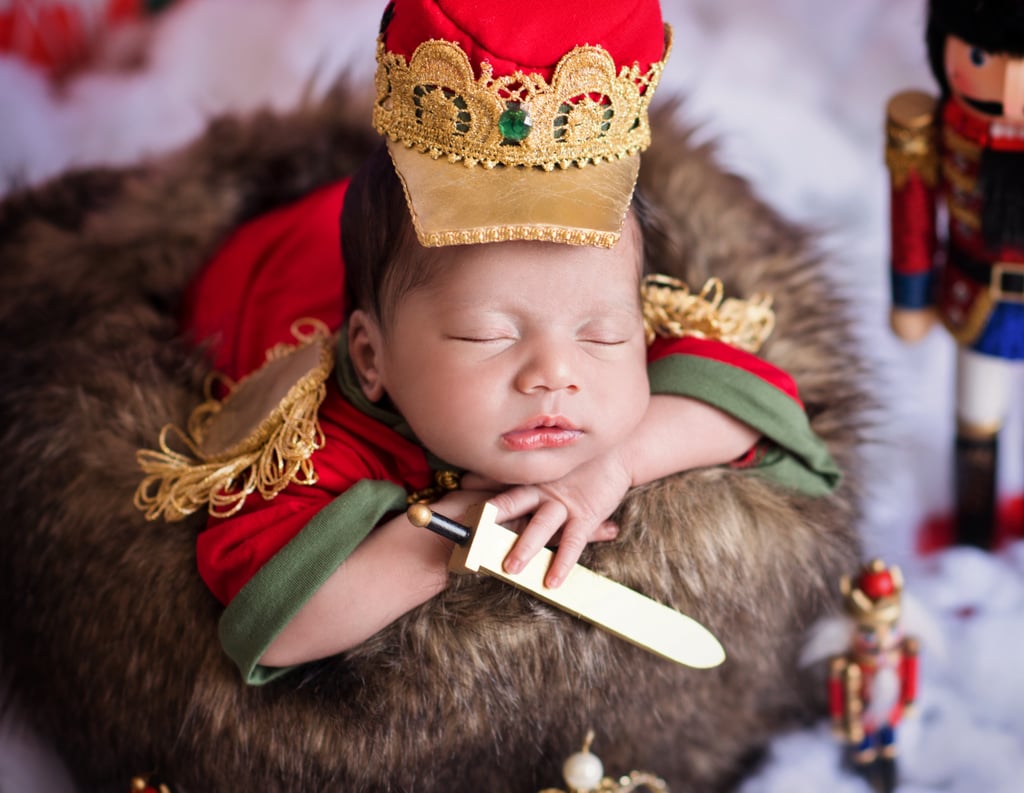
top-left (514, 344), bottom-right (580, 393)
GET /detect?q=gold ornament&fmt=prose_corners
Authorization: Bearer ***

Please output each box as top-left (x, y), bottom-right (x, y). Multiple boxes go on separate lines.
top-left (407, 468), bottom-right (463, 505)
top-left (840, 558), bottom-right (904, 628)
top-left (885, 90), bottom-right (939, 190)
top-left (373, 29), bottom-right (671, 171)
top-left (133, 319), bottom-right (334, 522)
top-left (539, 731), bottom-right (669, 793)
top-left (641, 275), bottom-right (775, 352)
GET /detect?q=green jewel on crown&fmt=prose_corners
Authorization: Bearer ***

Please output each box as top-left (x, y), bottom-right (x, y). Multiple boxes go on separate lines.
top-left (498, 104), bottom-right (532, 143)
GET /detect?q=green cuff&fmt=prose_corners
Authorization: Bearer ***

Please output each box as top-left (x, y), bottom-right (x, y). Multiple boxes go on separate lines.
top-left (219, 478), bottom-right (409, 684)
top-left (648, 355), bottom-right (841, 496)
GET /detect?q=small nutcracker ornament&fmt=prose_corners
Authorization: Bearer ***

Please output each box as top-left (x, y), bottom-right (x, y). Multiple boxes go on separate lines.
top-left (823, 560), bottom-right (919, 793)
top-left (886, 0), bottom-right (1024, 548)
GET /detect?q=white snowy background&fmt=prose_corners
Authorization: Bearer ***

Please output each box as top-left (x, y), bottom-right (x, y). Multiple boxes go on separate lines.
top-left (2, 1), bottom-right (1024, 791)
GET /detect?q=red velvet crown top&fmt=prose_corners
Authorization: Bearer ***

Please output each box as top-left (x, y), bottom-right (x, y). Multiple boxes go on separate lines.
top-left (380, 0), bottom-right (666, 79)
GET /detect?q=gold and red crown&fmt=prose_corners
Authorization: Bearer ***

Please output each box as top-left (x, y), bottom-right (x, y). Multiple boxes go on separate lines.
top-left (372, 30), bottom-right (671, 171)
top-left (368, 0), bottom-right (671, 248)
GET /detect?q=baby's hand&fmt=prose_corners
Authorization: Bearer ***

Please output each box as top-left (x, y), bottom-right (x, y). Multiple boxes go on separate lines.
top-left (479, 453), bottom-right (632, 588)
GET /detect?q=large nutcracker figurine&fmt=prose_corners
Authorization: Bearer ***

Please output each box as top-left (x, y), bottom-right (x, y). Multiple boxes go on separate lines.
top-left (828, 560), bottom-right (919, 793)
top-left (887, 0), bottom-right (1024, 548)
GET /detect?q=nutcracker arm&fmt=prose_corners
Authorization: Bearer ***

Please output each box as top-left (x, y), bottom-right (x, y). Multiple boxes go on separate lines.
top-left (901, 636), bottom-right (920, 712)
top-left (886, 90), bottom-right (940, 310)
top-left (829, 656), bottom-right (864, 745)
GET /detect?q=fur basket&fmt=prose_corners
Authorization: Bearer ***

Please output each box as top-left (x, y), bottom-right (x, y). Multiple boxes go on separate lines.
top-left (0, 84), bottom-right (866, 792)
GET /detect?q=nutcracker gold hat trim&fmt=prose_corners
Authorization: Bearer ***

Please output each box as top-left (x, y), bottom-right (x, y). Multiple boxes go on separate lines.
top-left (373, 26), bottom-right (672, 248)
top-left (841, 559), bottom-right (904, 626)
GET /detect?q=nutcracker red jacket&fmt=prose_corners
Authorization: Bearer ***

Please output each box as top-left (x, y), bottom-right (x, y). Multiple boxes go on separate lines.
top-left (181, 178), bottom-right (841, 684)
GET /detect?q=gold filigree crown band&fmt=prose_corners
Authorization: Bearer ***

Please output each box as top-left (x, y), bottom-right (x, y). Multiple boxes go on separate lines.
top-left (373, 26), bottom-right (672, 170)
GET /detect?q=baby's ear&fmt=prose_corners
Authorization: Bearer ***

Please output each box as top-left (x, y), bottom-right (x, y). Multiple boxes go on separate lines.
top-left (347, 310), bottom-right (386, 402)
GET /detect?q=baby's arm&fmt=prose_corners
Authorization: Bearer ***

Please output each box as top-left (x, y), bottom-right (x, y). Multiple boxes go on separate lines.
top-left (259, 487), bottom-right (494, 668)
top-left (493, 394), bottom-right (756, 588)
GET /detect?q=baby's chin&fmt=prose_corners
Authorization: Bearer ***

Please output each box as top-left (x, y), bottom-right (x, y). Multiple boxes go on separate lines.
top-left (474, 455), bottom-right (584, 487)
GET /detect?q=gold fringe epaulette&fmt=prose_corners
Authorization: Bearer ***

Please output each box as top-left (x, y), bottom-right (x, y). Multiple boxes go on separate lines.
top-left (133, 319), bottom-right (335, 522)
top-left (641, 275), bottom-right (775, 353)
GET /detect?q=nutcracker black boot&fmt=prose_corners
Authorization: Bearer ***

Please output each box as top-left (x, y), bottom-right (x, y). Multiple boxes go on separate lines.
top-left (954, 426), bottom-right (998, 548)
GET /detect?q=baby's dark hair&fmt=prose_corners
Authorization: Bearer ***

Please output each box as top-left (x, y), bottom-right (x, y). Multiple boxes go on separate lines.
top-left (341, 143), bottom-right (662, 326)
top-left (341, 143), bottom-right (440, 328)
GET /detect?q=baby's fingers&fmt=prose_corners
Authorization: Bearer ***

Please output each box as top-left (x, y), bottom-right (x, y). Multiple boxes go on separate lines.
top-left (502, 500), bottom-right (566, 576)
top-left (543, 519), bottom-right (610, 589)
top-left (488, 486), bottom-right (542, 523)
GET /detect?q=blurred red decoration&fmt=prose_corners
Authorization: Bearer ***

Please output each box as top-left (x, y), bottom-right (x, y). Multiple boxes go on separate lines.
top-left (0, 0), bottom-right (171, 76)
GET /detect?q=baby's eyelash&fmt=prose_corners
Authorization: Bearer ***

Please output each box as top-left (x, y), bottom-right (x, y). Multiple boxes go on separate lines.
top-left (579, 337), bottom-right (627, 346)
top-left (448, 334), bottom-right (515, 343)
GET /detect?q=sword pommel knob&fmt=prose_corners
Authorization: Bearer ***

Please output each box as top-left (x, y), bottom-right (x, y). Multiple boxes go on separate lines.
top-left (406, 503), bottom-right (433, 528)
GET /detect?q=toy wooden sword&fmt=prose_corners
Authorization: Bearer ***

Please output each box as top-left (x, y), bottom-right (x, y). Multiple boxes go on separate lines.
top-left (407, 501), bottom-right (726, 669)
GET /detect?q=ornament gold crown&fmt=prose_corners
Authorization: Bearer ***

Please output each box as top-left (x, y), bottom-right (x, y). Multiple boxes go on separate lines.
top-left (841, 559), bottom-right (904, 627)
top-left (373, 27), bottom-right (672, 170)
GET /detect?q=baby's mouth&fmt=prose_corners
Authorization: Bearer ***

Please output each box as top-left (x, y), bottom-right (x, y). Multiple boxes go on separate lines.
top-left (501, 417), bottom-right (582, 451)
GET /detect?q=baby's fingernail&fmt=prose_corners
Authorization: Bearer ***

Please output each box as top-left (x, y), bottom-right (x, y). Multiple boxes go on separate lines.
top-left (505, 558), bottom-right (523, 574)
top-left (545, 573), bottom-right (563, 589)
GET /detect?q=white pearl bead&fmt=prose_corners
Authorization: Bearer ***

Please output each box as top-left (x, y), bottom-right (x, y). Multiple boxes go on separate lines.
top-left (562, 750), bottom-right (604, 791)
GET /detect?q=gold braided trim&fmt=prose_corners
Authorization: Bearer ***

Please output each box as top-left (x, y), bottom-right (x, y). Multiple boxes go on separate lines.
top-left (886, 126), bottom-right (938, 190)
top-left (942, 286), bottom-right (994, 346)
top-left (418, 224), bottom-right (620, 248)
top-left (941, 155), bottom-right (978, 194)
top-left (943, 123), bottom-right (983, 159)
top-left (373, 26), bottom-right (671, 170)
top-left (948, 200), bottom-right (981, 230)
top-left (133, 319), bottom-right (335, 522)
top-left (641, 275), bottom-right (775, 352)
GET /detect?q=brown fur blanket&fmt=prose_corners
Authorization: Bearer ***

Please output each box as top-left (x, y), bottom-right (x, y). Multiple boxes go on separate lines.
top-left (0, 85), bottom-right (865, 792)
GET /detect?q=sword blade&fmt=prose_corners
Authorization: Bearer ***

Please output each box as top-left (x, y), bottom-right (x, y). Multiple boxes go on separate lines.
top-left (425, 501), bottom-right (725, 669)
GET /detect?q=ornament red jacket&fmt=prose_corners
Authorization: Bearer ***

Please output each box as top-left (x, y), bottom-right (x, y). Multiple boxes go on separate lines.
top-left (181, 178), bottom-right (840, 683)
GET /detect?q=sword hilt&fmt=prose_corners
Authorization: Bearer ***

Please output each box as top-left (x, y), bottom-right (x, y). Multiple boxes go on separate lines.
top-left (406, 504), bottom-right (472, 544)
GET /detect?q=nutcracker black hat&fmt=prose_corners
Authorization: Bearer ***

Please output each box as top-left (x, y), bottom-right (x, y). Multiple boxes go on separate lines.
top-left (927, 0), bottom-right (1024, 91)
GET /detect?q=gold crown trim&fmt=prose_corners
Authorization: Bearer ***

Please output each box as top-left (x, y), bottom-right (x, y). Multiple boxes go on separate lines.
top-left (133, 320), bottom-right (334, 522)
top-left (840, 561), bottom-right (904, 626)
top-left (373, 26), bottom-right (672, 170)
top-left (420, 224), bottom-right (620, 248)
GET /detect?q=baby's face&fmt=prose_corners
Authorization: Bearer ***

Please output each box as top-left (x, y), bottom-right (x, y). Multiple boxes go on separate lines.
top-left (376, 221), bottom-right (650, 485)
